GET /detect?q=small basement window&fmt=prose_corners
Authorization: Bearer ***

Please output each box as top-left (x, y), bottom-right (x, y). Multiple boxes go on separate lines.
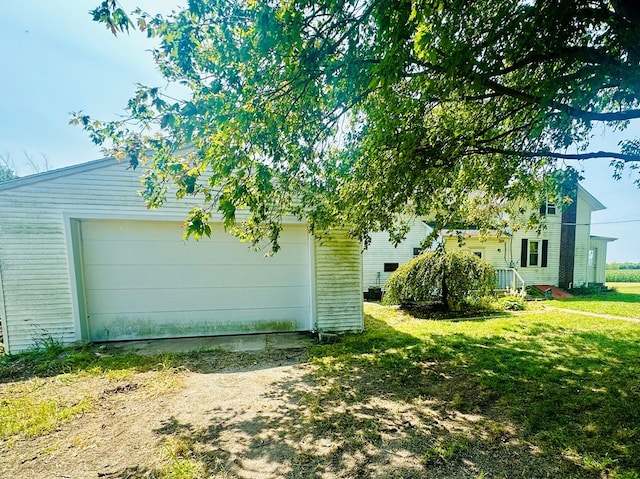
top-left (384, 262), bottom-right (399, 272)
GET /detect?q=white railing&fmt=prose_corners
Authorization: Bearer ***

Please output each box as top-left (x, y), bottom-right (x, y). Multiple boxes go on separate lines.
top-left (495, 268), bottom-right (526, 291)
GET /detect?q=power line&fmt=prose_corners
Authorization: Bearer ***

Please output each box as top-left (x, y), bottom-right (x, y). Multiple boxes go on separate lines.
top-left (561, 219), bottom-right (640, 226)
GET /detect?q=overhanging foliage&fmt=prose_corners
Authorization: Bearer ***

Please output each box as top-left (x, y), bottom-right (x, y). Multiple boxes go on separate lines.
top-left (78, 0), bottom-right (640, 249)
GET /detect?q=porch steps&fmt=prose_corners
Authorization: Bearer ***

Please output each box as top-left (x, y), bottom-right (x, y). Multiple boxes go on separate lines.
top-left (532, 285), bottom-right (573, 299)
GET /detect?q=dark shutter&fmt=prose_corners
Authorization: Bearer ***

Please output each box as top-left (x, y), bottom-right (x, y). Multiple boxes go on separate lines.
top-left (520, 239), bottom-right (528, 267)
top-left (539, 204), bottom-right (547, 215)
top-left (541, 240), bottom-right (548, 267)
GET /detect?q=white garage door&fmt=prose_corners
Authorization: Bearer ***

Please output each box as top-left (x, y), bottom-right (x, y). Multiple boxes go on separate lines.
top-left (80, 220), bottom-right (312, 342)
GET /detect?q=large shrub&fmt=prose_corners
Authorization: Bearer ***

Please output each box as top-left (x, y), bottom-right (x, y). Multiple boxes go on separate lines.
top-left (383, 250), bottom-right (496, 310)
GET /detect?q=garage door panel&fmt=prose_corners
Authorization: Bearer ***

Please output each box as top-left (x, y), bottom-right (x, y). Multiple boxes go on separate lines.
top-left (81, 239), bottom-right (309, 267)
top-left (88, 307), bottom-right (309, 342)
top-left (80, 220), bottom-right (312, 341)
top-left (83, 264), bottom-right (308, 290)
top-left (82, 220), bottom-right (307, 243)
top-left (85, 285), bottom-right (311, 314)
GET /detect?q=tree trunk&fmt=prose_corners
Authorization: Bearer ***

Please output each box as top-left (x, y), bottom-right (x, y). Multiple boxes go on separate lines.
top-left (441, 271), bottom-right (450, 311)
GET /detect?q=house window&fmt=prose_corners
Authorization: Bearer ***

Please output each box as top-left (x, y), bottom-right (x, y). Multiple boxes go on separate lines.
top-left (521, 239), bottom-right (548, 268)
top-left (472, 251), bottom-right (482, 258)
top-left (529, 241), bottom-right (539, 266)
top-left (413, 247), bottom-right (421, 257)
top-left (384, 262), bottom-right (399, 272)
top-left (540, 203), bottom-right (557, 215)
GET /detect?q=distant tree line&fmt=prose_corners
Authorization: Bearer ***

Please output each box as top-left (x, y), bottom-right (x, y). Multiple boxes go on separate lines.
top-left (607, 263), bottom-right (640, 270)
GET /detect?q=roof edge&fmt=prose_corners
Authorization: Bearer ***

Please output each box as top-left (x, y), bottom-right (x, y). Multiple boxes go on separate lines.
top-left (578, 184), bottom-right (606, 211)
top-left (590, 235), bottom-right (617, 242)
top-left (0, 157), bottom-right (117, 192)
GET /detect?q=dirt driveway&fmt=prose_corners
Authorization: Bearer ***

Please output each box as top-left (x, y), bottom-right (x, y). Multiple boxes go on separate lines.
top-left (3, 356), bottom-right (315, 479)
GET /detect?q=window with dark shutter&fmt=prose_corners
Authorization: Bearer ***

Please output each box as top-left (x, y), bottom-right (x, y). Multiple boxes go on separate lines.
top-left (520, 239), bottom-right (528, 267)
top-left (541, 240), bottom-right (548, 267)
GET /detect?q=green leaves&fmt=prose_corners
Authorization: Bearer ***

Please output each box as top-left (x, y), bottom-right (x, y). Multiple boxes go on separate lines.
top-left (383, 250), bottom-right (496, 310)
top-left (90, 1), bottom-right (132, 35)
top-left (83, 0), bottom-right (640, 249)
top-left (184, 207), bottom-right (212, 240)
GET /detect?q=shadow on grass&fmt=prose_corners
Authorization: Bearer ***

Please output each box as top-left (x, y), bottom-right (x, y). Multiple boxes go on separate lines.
top-left (560, 291), bottom-right (640, 304)
top-left (97, 312), bottom-right (639, 478)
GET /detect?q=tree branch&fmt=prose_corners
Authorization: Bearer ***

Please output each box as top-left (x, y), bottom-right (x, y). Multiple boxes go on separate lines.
top-left (484, 79), bottom-right (640, 121)
top-left (474, 147), bottom-right (640, 162)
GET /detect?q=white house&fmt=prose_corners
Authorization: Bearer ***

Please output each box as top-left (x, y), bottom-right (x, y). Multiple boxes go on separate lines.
top-left (363, 183), bottom-right (615, 292)
top-left (361, 217), bottom-right (432, 293)
top-left (0, 159), bottom-right (363, 354)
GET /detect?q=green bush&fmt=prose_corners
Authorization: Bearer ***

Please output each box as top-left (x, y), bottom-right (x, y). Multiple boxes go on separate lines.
top-left (497, 295), bottom-right (526, 311)
top-left (606, 270), bottom-right (640, 282)
top-left (383, 249), bottom-right (496, 310)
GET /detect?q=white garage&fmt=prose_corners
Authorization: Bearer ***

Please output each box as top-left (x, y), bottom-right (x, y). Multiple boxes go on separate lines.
top-left (0, 159), bottom-right (363, 353)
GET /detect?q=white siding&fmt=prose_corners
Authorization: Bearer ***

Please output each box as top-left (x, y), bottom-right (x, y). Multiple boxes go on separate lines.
top-left (444, 210), bottom-right (563, 287)
top-left (573, 194), bottom-right (593, 287)
top-left (314, 230), bottom-right (363, 332)
top-left (589, 237), bottom-right (610, 284)
top-left (0, 160), bottom-right (363, 352)
top-left (444, 236), bottom-right (510, 268)
top-left (362, 219), bottom-right (431, 290)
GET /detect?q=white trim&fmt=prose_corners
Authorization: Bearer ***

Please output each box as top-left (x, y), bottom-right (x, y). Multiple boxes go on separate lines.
top-left (308, 234), bottom-right (317, 331)
top-left (64, 215), bottom-right (89, 342)
top-left (590, 235), bottom-right (617, 242)
top-left (578, 185), bottom-right (606, 211)
top-left (0, 158), bottom-right (115, 192)
top-left (0, 260), bottom-right (10, 354)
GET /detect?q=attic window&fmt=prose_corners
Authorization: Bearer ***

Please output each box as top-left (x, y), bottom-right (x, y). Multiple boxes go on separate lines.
top-left (384, 263), bottom-right (399, 272)
top-left (540, 203), bottom-right (556, 215)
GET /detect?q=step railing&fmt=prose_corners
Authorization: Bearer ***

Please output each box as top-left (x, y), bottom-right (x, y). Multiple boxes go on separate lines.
top-left (495, 268), bottom-right (526, 292)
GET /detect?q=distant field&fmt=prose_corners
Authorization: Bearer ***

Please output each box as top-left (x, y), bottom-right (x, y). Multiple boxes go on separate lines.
top-left (606, 269), bottom-right (640, 282)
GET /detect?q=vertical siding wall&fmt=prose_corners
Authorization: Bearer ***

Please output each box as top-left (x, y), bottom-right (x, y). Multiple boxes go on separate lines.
top-left (314, 231), bottom-right (363, 332)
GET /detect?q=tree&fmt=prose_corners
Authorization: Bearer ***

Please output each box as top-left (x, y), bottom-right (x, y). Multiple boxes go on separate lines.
top-left (79, 0), bottom-right (640, 249)
top-left (383, 250), bottom-right (496, 310)
top-left (0, 154), bottom-right (17, 182)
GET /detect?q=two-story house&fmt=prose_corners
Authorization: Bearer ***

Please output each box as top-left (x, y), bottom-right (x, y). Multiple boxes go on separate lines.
top-left (363, 183), bottom-right (615, 293)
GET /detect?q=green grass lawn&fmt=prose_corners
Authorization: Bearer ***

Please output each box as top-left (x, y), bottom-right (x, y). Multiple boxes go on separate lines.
top-left (308, 304), bottom-right (640, 478)
top-left (2, 301), bottom-right (640, 478)
top-left (555, 283), bottom-right (640, 318)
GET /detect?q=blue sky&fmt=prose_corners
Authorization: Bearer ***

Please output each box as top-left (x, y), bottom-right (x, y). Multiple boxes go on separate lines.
top-left (1, 1), bottom-right (639, 262)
